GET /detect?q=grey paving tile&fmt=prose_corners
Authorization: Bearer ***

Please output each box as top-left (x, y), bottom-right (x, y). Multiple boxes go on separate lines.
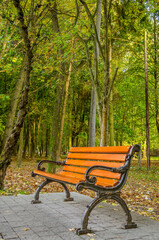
top-left (0, 192), bottom-right (159, 240)
top-left (40, 236), bottom-right (63, 240)
top-left (1, 231), bottom-right (19, 239)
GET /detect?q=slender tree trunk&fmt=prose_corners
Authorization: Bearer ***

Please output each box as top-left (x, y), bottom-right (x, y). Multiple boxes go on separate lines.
top-left (49, 1), bottom-right (65, 171)
top-left (109, 93), bottom-right (114, 145)
top-left (45, 124), bottom-right (50, 157)
top-left (109, 38), bottom-right (114, 146)
top-left (17, 124), bottom-right (24, 167)
top-left (28, 119), bottom-right (32, 158)
top-left (154, 5), bottom-right (159, 133)
top-left (68, 99), bottom-right (73, 150)
top-left (89, 88), bottom-right (96, 146)
top-left (100, 0), bottom-right (109, 146)
top-left (22, 122), bottom-right (27, 159)
top-left (144, 31), bottom-right (150, 170)
top-left (36, 117), bottom-right (41, 156)
top-left (89, 0), bottom-right (102, 147)
top-left (56, 40), bottom-right (74, 161)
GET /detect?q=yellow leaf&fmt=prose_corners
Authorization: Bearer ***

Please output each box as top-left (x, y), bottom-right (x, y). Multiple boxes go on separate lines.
top-left (24, 228), bottom-right (30, 231)
top-left (112, 203), bottom-right (117, 206)
top-left (148, 208), bottom-right (154, 212)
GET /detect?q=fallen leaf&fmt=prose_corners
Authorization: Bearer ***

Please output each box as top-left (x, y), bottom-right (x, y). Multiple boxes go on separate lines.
top-left (69, 228), bottom-right (76, 232)
top-left (148, 208), bottom-right (154, 212)
top-left (87, 233), bottom-right (95, 237)
top-left (112, 203), bottom-right (118, 206)
top-left (24, 228), bottom-right (30, 231)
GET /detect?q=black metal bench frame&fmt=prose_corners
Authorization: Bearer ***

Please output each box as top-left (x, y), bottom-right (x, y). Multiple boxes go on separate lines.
top-left (31, 144), bottom-right (140, 235)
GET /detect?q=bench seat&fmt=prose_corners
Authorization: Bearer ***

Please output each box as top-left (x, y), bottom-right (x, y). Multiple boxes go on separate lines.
top-left (33, 169), bottom-right (119, 187)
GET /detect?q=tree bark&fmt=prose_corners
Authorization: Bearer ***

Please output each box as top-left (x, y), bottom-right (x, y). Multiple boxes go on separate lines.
top-left (109, 38), bottom-right (114, 146)
top-left (2, 55), bottom-right (28, 153)
top-left (144, 31), bottom-right (150, 170)
top-left (100, 0), bottom-right (109, 146)
top-left (49, 1), bottom-right (65, 171)
top-left (89, 0), bottom-right (102, 147)
top-left (56, 39), bottom-right (75, 160)
top-left (154, 3), bottom-right (159, 133)
top-left (109, 93), bottom-right (114, 145)
top-left (17, 124), bottom-right (24, 167)
top-left (0, 0), bottom-right (33, 189)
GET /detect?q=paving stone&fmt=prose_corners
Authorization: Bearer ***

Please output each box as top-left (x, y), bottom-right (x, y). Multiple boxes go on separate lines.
top-left (40, 236), bottom-right (63, 240)
top-left (1, 231), bottom-right (19, 239)
top-left (0, 192), bottom-right (159, 240)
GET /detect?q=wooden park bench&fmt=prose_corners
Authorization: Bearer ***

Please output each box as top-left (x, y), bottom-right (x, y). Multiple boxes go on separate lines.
top-left (31, 144), bottom-right (140, 235)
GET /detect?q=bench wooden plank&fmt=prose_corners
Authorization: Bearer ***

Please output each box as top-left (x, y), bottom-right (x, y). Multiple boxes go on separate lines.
top-left (63, 166), bottom-right (121, 179)
top-left (33, 170), bottom-right (79, 184)
top-left (59, 171), bottom-right (119, 187)
top-left (69, 146), bottom-right (131, 153)
top-left (65, 159), bottom-right (125, 167)
top-left (67, 153), bottom-right (126, 161)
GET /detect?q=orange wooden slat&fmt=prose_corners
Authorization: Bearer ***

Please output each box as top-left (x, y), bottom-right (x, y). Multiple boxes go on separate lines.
top-left (59, 171), bottom-right (84, 179)
top-left (63, 165), bottom-right (121, 179)
top-left (65, 159), bottom-right (124, 168)
top-left (59, 171), bottom-right (119, 187)
top-left (69, 146), bottom-right (131, 154)
top-left (67, 153), bottom-right (126, 161)
top-left (96, 177), bottom-right (119, 187)
top-left (33, 170), bottom-right (79, 184)
top-left (33, 170), bottom-right (119, 187)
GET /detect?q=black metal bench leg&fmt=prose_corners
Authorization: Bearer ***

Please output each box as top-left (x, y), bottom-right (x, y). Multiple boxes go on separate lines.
top-left (76, 195), bottom-right (104, 235)
top-left (31, 179), bottom-right (52, 204)
top-left (111, 194), bottom-right (137, 229)
top-left (60, 182), bottom-right (74, 201)
top-left (76, 193), bottom-right (137, 235)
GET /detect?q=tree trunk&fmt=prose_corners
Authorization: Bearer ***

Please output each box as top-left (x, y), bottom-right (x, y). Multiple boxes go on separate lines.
top-left (0, 0), bottom-right (33, 189)
top-left (144, 31), bottom-right (150, 170)
top-left (49, 1), bottom-right (65, 172)
top-left (89, 88), bottom-right (96, 146)
top-left (2, 55), bottom-right (27, 153)
top-left (28, 119), bottom-right (32, 159)
top-left (17, 124), bottom-right (24, 167)
top-left (89, 0), bottom-right (102, 147)
top-left (56, 41), bottom-right (74, 161)
top-left (154, 4), bottom-right (159, 133)
top-left (22, 122), bottom-right (27, 159)
top-left (109, 93), bottom-right (114, 146)
top-left (109, 38), bottom-right (114, 146)
top-left (45, 124), bottom-right (50, 157)
top-left (100, 0), bottom-right (109, 146)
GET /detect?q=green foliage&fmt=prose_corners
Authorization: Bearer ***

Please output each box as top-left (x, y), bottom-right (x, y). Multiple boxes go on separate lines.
top-left (0, 0), bottom-right (158, 160)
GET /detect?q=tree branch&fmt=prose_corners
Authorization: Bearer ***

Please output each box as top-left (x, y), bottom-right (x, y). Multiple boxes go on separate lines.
top-left (79, 0), bottom-right (105, 62)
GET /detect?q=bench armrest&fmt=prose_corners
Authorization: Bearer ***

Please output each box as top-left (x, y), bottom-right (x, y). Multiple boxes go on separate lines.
top-left (84, 161), bottom-right (130, 185)
top-left (37, 160), bottom-right (65, 171)
top-left (84, 144), bottom-right (140, 185)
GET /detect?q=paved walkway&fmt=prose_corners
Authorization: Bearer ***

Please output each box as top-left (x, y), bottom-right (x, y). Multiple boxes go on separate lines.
top-left (0, 192), bottom-right (158, 240)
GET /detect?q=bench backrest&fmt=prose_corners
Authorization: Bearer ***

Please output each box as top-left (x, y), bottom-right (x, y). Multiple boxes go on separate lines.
top-left (63, 146), bottom-right (131, 187)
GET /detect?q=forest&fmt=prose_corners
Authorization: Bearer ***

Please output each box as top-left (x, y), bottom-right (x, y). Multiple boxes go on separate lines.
top-left (0, 0), bottom-right (159, 189)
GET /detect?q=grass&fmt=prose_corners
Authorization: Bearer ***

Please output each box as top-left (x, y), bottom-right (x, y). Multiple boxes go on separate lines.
top-left (130, 165), bottom-right (159, 182)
